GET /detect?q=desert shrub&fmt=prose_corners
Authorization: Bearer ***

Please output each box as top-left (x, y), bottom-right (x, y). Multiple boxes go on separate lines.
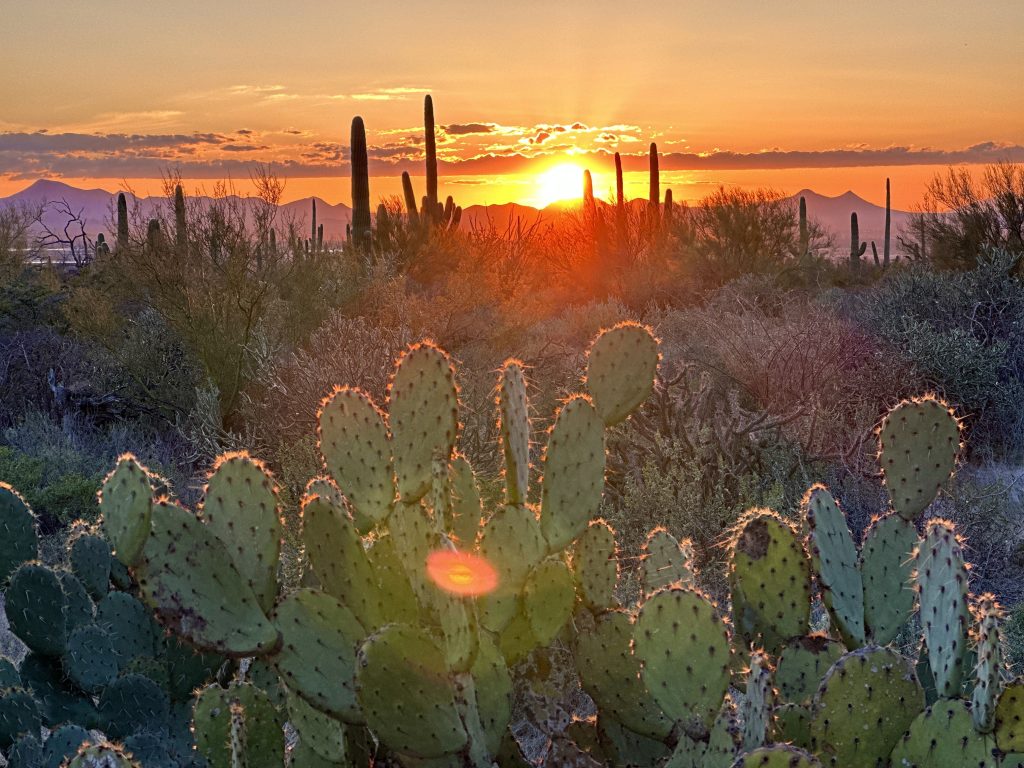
top-left (0, 446), bottom-right (98, 531)
top-left (851, 249), bottom-right (1024, 458)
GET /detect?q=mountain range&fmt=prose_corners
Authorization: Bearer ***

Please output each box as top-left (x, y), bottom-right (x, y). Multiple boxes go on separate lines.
top-left (2, 179), bottom-right (913, 251)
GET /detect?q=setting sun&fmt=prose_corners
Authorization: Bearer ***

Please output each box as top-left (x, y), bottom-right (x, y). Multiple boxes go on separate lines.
top-left (426, 549), bottom-right (499, 597)
top-left (533, 163), bottom-right (587, 208)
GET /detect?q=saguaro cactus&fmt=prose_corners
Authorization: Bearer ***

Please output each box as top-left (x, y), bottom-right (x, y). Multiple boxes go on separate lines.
top-left (849, 211), bottom-right (866, 270)
top-left (350, 116), bottom-right (371, 248)
top-left (173, 184), bottom-right (187, 255)
top-left (310, 198), bottom-right (318, 253)
top-left (648, 142), bottom-right (660, 223)
top-left (884, 177), bottom-right (891, 267)
top-left (583, 169), bottom-right (596, 217)
top-left (425, 95), bottom-right (438, 221)
top-left (401, 171), bottom-right (419, 226)
top-left (798, 195), bottom-right (809, 256)
top-left (116, 193), bottom-right (129, 251)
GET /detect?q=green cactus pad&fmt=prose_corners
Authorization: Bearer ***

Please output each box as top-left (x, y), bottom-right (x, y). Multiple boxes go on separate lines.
top-left (730, 510), bottom-right (811, 648)
top-left (0, 687), bottom-right (41, 749)
top-left (317, 387), bottom-right (395, 525)
top-left (7, 732), bottom-right (43, 767)
top-left (448, 455), bottom-right (482, 545)
top-left (585, 322), bottom-right (659, 426)
top-left (477, 504), bottom-right (546, 632)
top-left (193, 683), bottom-right (284, 768)
top-left (99, 455), bottom-right (153, 566)
top-left (302, 496), bottom-right (382, 631)
top-left (0, 658), bottom-right (17, 688)
top-left (774, 703), bottom-right (812, 749)
top-left (860, 513), bottom-right (916, 645)
top-left (574, 610), bottom-right (673, 740)
top-left (703, 700), bottom-right (742, 768)
top-left (596, 715), bottom-right (672, 767)
top-left (201, 452), bottom-right (282, 613)
top-left (66, 742), bottom-right (138, 768)
top-left (496, 607), bottom-right (537, 664)
top-left (63, 623), bottom-right (120, 693)
top-left (69, 532), bottom-right (112, 601)
top-left (0, 484), bottom-right (37, 585)
top-left (43, 724), bottom-right (91, 768)
top-left (809, 645), bottom-right (924, 767)
top-left (915, 519), bottom-right (970, 698)
top-left (730, 745), bottom-right (821, 767)
top-left (641, 527), bottom-right (695, 597)
top-left (879, 396), bottom-right (959, 521)
top-left (572, 520), bottom-right (619, 611)
top-left (498, 360), bottom-right (531, 505)
top-left (364, 533), bottom-right (420, 626)
top-left (995, 682), bottom-right (1024, 752)
top-left (59, 571), bottom-right (95, 636)
top-left (354, 623), bottom-right (467, 758)
top-left (741, 650), bottom-right (775, 752)
top-left (774, 635), bottom-right (844, 706)
top-left (19, 653), bottom-right (99, 728)
top-left (539, 396), bottom-right (605, 551)
top-left (973, 594), bottom-right (1002, 733)
top-left (470, 633), bottom-right (512, 754)
top-left (95, 592), bottom-right (161, 663)
top-left (389, 500), bottom-right (436, 607)
top-left (98, 673), bottom-right (170, 739)
top-left (135, 500), bottom-right (280, 656)
top-left (804, 485), bottom-right (865, 648)
top-left (524, 558), bottom-right (576, 645)
top-left (890, 698), bottom-right (995, 767)
top-left (388, 342), bottom-right (459, 503)
top-left (426, 545), bottom-right (476, 673)
top-left (163, 636), bottom-right (223, 702)
top-left (6, 563), bottom-right (69, 656)
top-left (286, 686), bottom-right (347, 763)
top-left (634, 587), bottom-right (732, 736)
top-left (272, 588), bottom-right (364, 722)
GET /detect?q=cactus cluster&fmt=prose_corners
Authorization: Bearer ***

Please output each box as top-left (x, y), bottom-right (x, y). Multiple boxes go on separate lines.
top-left (1, 480), bottom-right (222, 767)
top-left (8, 319), bottom-right (1024, 767)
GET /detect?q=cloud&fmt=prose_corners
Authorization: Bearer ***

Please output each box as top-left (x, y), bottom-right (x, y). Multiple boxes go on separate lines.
top-left (442, 123), bottom-right (498, 136)
top-left (351, 87), bottom-right (430, 102)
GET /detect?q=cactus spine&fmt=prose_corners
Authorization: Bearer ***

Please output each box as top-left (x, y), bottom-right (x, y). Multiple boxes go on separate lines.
top-left (350, 116), bottom-right (371, 248)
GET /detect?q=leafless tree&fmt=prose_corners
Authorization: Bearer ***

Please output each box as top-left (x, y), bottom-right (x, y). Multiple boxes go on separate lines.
top-left (36, 198), bottom-right (95, 267)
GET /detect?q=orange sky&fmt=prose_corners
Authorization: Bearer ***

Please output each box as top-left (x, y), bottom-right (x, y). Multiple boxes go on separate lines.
top-left (2, 1), bottom-right (1022, 208)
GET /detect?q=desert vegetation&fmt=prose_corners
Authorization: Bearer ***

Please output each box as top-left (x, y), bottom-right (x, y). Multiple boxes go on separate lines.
top-left (2, 95), bottom-right (1024, 767)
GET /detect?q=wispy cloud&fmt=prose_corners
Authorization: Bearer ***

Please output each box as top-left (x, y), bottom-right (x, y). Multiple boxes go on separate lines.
top-left (351, 86), bottom-right (430, 102)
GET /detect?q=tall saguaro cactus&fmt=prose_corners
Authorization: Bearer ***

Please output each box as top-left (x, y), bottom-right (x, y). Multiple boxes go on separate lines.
top-left (883, 177), bottom-right (891, 267)
top-left (311, 198), bottom-right (318, 253)
top-left (649, 142), bottom-right (660, 223)
top-left (425, 95), bottom-right (438, 221)
top-left (583, 169), bottom-right (596, 217)
top-left (116, 193), bottom-right (129, 251)
top-left (799, 196), bottom-right (809, 256)
top-left (850, 211), bottom-right (866, 270)
top-left (350, 116), bottom-right (371, 248)
top-left (174, 184), bottom-right (187, 255)
top-left (401, 171), bottom-right (419, 226)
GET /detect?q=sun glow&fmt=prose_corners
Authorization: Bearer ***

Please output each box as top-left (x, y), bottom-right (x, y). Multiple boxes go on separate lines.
top-left (426, 550), bottom-right (499, 596)
top-left (533, 162), bottom-right (587, 208)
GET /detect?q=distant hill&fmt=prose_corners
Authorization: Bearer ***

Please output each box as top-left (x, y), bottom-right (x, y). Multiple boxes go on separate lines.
top-left (2, 180), bottom-right (913, 251)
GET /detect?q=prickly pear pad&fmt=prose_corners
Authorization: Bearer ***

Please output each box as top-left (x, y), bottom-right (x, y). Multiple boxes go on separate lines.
top-left (0, 483), bottom-right (36, 584)
top-left (774, 634), bottom-right (843, 706)
top-left (477, 504), bottom-right (546, 632)
top-left (64, 624), bottom-right (119, 693)
top-left (355, 623), bottom-right (468, 758)
top-left (69, 532), bottom-right (112, 601)
top-left (285, 685), bottom-right (348, 762)
top-left (879, 396), bottom-right (959, 521)
top-left (471, 633), bottom-right (513, 754)
top-left (804, 485), bottom-right (865, 648)
top-left (271, 589), bottom-right (364, 723)
top-left (641, 527), bottom-right (695, 597)
top-left (498, 360), bottom-right (531, 505)
top-left (572, 520), bottom-right (619, 610)
top-left (890, 698), bottom-right (996, 768)
top-left (95, 591), bottom-right (161, 662)
top-left (809, 646), bottom-right (924, 767)
top-left (634, 587), bottom-right (732, 735)
top-left (524, 558), bottom-right (575, 645)
top-left (135, 500), bottom-right (280, 656)
top-left (730, 745), bottom-right (821, 767)
top-left (6, 563), bottom-right (68, 656)
top-left (201, 452), bottom-right (282, 613)
top-left (995, 682), bottom-right (1024, 752)
top-left (860, 513), bottom-right (916, 645)
top-left (317, 387), bottom-right (395, 525)
top-left (973, 594), bottom-right (1002, 733)
top-left (915, 519), bottom-right (970, 698)
top-left (388, 342), bottom-right (459, 502)
top-left (0, 687), bottom-right (41, 750)
top-left (99, 455), bottom-right (152, 567)
top-left (540, 395), bottom-right (605, 551)
top-left (448, 454), bottom-right (482, 545)
top-left (586, 322), bottom-right (659, 426)
top-left (574, 610), bottom-right (673, 740)
top-left (729, 510), bottom-right (811, 647)
top-left (193, 682), bottom-right (283, 768)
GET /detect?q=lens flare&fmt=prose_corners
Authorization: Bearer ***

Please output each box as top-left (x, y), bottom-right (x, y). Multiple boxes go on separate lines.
top-left (426, 550), bottom-right (499, 596)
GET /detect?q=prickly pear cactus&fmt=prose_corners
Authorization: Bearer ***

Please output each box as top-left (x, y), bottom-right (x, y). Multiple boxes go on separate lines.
top-left (860, 512), bottom-right (916, 644)
top-left (730, 745), bottom-right (821, 767)
top-left (640, 527), bottom-right (695, 597)
top-left (774, 635), bottom-right (843, 706)
top-left (498, 359), bottom-right (531, 505)
top-left (741, 650), bottom-right (775, 752)
top-left (193, 682), bottom-right (284, 768)
top-left (585, 322), bottom-right (659, 426)
top-left (995, 682), bottom-right (1024, 753)
top-left (915, 519), bottom-right (970, 698)
top-left (572, 520), bottom-right (619, 611)
top-left (98, 455), bottom-right (153, 566)
top-left (878, 395), bottom-right (959, 521)
top-left (803, 485), bottom-right (864, 648)
top-left (66, 742), bottom-right (139, 768)
top-left (972, 594), bottom-right (1002, 733)
top-left (809, 646), bottom-right (924, 767)
top-left (0, 483), bottom-right (37, 584)
top-left (729, 510), bottom-right (811, 649)
top-left (889, 698), bottom-right (996, 768)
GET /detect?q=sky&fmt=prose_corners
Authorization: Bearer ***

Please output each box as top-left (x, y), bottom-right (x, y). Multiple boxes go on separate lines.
top-left (1, 1), bottom-right (1022, 209)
